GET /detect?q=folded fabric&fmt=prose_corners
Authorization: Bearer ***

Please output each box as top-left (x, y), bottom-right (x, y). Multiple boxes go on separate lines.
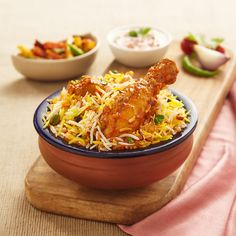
top-left (120, 81), bottom-right (236, 236)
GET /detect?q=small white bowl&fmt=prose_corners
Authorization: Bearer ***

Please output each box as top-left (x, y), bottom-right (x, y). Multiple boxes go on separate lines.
top-left (11, 33), bottom-right (100, 81)
top-left (107, 25), bottom-right (172, 68)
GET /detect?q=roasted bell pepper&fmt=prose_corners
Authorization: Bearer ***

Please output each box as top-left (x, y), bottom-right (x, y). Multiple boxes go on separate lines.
top-left (68, 44), bottom-right (84, 56)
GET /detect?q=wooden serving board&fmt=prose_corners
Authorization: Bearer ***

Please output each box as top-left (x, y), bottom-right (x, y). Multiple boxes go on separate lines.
top-left (25, 42), bottom-right (236, 225)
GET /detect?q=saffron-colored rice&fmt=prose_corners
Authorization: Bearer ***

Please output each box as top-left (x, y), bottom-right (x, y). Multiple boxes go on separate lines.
top-left (43, 71), bottom-right (189, 151)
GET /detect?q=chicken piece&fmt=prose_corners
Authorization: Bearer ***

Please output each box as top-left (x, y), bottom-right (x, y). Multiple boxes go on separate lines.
top-left (67, 76), bottom-right (100, 97)
top-left (100, 59), bottom-right (179, 138)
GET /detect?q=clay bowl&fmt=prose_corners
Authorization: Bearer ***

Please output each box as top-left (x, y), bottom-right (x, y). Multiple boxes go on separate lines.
top-left (33, 89), bottom-right (198, 190)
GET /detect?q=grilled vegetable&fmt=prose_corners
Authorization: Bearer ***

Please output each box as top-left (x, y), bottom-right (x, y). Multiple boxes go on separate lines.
top-left (68, 44), bottom-right (84, 56)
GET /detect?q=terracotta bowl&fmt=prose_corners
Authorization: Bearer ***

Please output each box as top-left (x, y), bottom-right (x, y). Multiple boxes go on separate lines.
top-left (33, 89), bottom-right (198, 190)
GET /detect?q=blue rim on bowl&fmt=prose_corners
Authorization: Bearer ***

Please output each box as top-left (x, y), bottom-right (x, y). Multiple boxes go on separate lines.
top-left (33, 88), bottom-right (198, 159)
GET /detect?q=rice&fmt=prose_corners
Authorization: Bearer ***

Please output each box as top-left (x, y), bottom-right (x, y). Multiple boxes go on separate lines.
top-left (43, 70), bottom-right (189, 151)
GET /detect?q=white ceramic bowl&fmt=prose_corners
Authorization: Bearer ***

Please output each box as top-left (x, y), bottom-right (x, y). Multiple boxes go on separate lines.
top-left (107, 25), bottom-right (172, 68)
top-left (11, 33), bottom-right (100, 81)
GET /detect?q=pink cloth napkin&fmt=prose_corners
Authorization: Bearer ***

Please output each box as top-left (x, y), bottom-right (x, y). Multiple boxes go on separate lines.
top-left (120, 81), bottom-right (236, 236)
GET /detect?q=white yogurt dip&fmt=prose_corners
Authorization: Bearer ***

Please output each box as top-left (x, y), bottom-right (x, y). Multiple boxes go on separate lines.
top-left (114, 28), bottom-right (166, 50)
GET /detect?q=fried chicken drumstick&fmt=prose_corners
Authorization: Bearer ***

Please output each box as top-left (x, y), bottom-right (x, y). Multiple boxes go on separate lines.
top-left (67, 58), bottom-right (179, 139)
top-left (100, 59), bottom-right (179, 138)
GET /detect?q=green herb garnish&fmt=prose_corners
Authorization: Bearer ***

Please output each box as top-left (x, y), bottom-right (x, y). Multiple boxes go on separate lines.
top-left (211, 38), bottom-right (224, 44)
top-left (154, 114), bottom-right (164, 124)
top-left (187, 33), bottom-right (224, 49)
top-left (128, 31), bottom-right (138, 37)
top-left (128, 27), bottom-right (151, 37)
top-left (50, 114), bottom-right (60, 125)
top-left (127, 137), bottom-right (134, 143)
top-left (138, 27), bottom-right (151, 36)
top-left (187, 32), bottom-right (198, 42)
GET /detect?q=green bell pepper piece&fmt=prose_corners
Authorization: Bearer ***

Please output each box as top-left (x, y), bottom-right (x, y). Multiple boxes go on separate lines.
top-left (50, 114), bottom-right (60, 126)
top-left (68, 44), bottom-right (84, 56)
top-left (182, 55), bottom-right (218, 77)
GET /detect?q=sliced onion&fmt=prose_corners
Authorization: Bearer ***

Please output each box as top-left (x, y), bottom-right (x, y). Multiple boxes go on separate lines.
top-left (194, 45), bottom-right (230, 71)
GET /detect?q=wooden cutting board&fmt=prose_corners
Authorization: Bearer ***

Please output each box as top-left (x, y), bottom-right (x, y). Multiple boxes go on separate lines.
top-left (25, 42), bottom-right (236, 225)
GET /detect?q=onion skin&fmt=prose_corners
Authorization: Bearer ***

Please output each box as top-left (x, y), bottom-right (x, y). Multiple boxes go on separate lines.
top-left (193, 45), bottom-right (230, 71)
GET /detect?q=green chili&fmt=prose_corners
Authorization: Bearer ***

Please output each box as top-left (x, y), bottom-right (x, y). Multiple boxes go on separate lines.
top-left (182, 56), bottom-right (218, 77)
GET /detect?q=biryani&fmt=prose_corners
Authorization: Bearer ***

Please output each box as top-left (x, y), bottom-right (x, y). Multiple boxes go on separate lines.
top-left (43, 64), bottom-right (189, 151)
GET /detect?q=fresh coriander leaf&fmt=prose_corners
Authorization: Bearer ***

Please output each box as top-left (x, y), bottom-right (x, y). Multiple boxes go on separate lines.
top-left (211, 38), bottom-right (224, 44)
top-left (127, 137), bottom-right (133, 143)
top-left (154, 114), bottom-right (164, 124)
top-left (129, 31), bottom-right (138, 37)
top-left (139, 27), bottom-right (151, 36)
top-left (187, 33), bottom-right (197, 42)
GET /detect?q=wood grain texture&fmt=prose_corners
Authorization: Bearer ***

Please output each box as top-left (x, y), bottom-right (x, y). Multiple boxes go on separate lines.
top-left (25, 42), bottom-right (236, 225)
top-left (1, 1), bottom-right (236, 235)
